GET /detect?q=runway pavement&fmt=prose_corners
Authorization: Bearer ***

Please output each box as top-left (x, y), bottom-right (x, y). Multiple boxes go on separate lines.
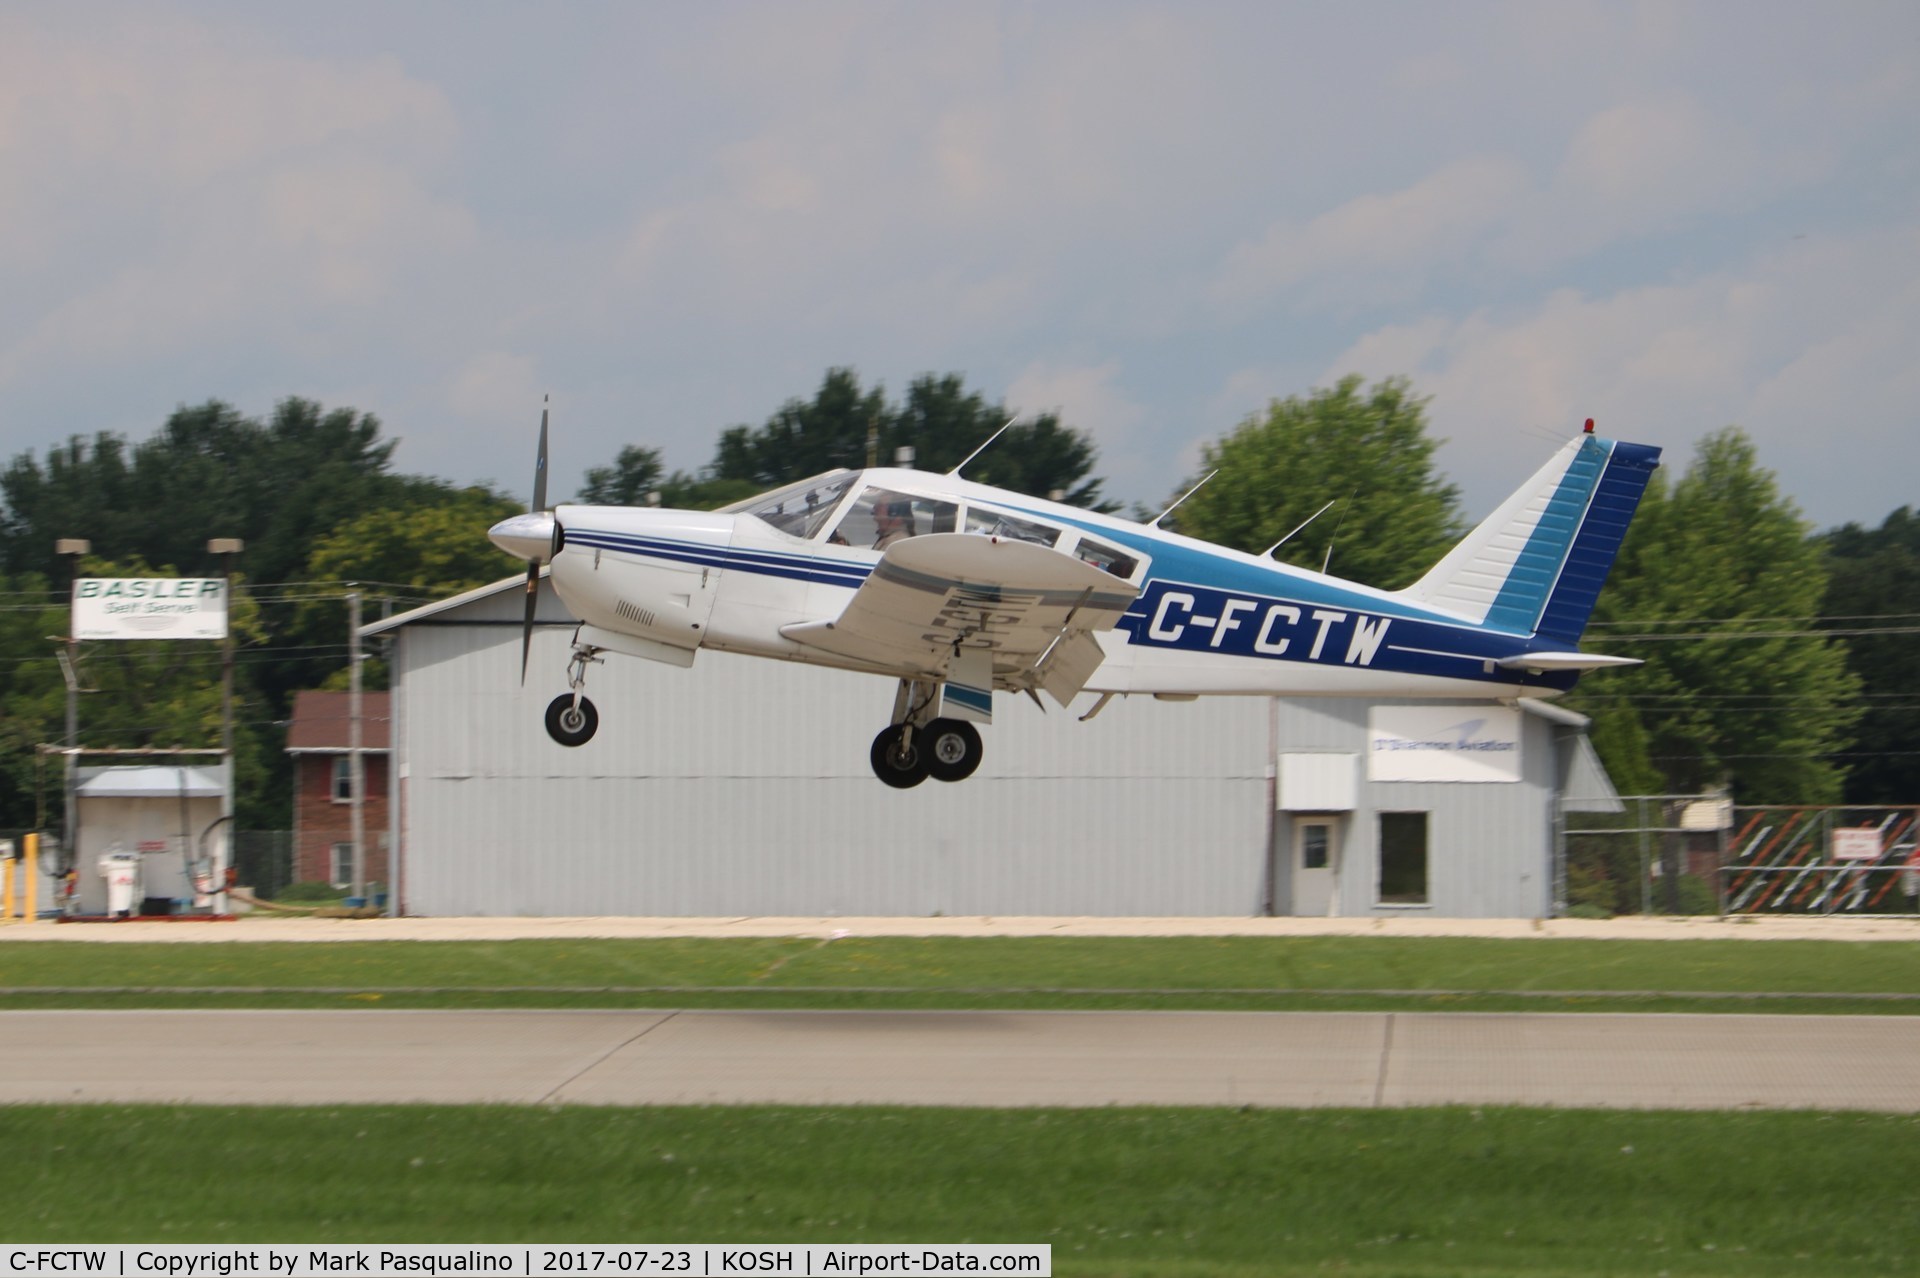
top-left (4, 1007), bottom-right (1917, 1111)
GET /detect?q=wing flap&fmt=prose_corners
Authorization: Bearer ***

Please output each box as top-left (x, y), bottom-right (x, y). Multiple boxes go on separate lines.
top-left (782, 533), bottom-right (1139, 685)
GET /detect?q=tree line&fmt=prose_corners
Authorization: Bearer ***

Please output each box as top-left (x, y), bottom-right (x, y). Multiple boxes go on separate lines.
top-left (0, 370), bottom-right (1911, 837)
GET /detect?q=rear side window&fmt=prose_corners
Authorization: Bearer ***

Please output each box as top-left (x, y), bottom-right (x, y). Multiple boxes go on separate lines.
top-left (1075, 537), bottom-right (1138, 580)
top-left (964, 507), bottom-right (1061, 547)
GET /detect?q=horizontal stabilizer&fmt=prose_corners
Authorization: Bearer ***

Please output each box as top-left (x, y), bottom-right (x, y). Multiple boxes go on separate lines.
top-left (1495, 651), bottom-right (1641, 673)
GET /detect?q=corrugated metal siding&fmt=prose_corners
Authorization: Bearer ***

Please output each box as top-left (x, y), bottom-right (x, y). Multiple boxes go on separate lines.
top-left (391, 585), bottom-right (1271, 917)
top-left (1276, 698), bottom-right (1558, 918)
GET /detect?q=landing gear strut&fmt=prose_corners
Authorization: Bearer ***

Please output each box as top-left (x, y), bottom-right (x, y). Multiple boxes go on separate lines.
top-left (544, 640), bottom-right (603, 747)
top-left (868, 679), bottom-right (985, 788)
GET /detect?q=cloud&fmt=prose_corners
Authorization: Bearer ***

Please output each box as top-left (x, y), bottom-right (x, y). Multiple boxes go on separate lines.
top-left (0, 15), bottom-right (467, 381)
top-left (1317, 223), bottom-right (1920, 526)
top-left (1213, 155), bottom-right (1530, 307)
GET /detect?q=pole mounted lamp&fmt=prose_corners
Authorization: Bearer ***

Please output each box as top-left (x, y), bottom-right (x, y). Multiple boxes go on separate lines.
top-left (207, 539), bottom-right (243, 916)
top-left (53, 539), bottom-right (89, 884)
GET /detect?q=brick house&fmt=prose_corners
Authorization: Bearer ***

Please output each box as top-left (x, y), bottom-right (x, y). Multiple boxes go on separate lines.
top-left (285, 690), bottom-right (391, 889)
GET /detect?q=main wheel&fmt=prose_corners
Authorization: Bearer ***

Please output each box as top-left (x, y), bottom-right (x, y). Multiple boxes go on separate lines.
top-left (544, 694), bottom-right (599, 747)
top-left (924, 718), bottom-right (983, 783)
top-left (869, 724), bottom-right (932, 789)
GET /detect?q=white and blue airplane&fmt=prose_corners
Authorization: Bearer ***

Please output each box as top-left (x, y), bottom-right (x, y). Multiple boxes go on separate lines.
top-left (490, 414), bottom-right (1659, 788)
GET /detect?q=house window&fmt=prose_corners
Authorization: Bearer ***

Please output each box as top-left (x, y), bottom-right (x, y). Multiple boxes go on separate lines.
top-left (331, 756), bottom-right (352, 802)
top-left (1378, 812), bottom-right (1430, 906)
top-left (330, 842), bottom-right (353, 888)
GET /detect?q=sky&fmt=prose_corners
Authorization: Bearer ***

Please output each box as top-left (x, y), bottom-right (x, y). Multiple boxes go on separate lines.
top-left (2, 0), bottom-right (1915, 531)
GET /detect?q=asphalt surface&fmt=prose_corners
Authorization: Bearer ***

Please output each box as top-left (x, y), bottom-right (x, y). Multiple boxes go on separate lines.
top-left (4, 913), bottom-right (1915, 1112)
top-left (3, 1007), bottom-right (1917, 1111)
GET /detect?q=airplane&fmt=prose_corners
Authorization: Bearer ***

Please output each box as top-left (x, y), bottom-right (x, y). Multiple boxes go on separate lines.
top-left (489, 412), bottom-right (1659, 788)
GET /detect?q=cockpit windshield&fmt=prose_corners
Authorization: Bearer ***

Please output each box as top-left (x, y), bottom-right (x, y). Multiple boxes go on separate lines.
top-left (730, 471), bottom-right (858, 540)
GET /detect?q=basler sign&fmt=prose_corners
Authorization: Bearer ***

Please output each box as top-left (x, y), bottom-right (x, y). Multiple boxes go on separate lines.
top-left (72, 578), bottom-right (228, 640)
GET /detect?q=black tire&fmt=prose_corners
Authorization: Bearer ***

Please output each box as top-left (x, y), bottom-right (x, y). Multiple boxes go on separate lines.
top-left (544, 694), bottom-right (599, 747)
top-left (869, 724), bottom-right (932, 789)
top-left (925, 718), bottom-right (983, 783)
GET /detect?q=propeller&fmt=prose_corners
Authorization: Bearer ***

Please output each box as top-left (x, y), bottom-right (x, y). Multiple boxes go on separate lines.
top-left (519, 398), bottom-right (550, 684)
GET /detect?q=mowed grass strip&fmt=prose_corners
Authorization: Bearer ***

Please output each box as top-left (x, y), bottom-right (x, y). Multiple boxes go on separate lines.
top-left (1, 936), bottom-right (1919, 1011)
top-left (0, 1105), bottom-right (1914, 1276)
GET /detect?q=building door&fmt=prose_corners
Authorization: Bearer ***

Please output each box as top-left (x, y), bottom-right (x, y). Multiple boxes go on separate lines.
top-left (1292, 816), bottom-right (1340, 916)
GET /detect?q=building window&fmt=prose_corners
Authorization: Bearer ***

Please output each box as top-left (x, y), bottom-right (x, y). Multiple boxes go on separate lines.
top-left (331, 756), bottom-right (351, 802)
top-left (1378, 812), bottom-right (1429, 905)
top-left (1301, 823), bottom-right (1330, 870)
top-left (330, 842), bottom-right (353, 888)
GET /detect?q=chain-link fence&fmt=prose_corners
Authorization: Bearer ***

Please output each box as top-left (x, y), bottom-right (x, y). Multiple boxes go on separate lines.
top-left (1560, 799), bottom-right (1920, 917)
top-left (1559, 795), bottom-right (1732, 917)
top-left (232, 830), bottom-right (295, 900)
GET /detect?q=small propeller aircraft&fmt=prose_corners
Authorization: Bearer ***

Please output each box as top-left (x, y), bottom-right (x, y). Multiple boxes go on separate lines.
top-left (490, 410), bottom-right (1659, 788)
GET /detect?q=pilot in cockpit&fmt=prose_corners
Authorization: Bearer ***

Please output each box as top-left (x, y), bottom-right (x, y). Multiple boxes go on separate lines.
top-left (871, 498), bottom-right (915, 549)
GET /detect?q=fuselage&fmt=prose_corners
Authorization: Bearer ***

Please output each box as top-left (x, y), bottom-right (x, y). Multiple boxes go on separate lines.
top-left (495, 466), bottom-right (1581, 703)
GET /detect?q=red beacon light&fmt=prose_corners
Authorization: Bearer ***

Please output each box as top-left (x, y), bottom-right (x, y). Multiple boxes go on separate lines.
top-left (1583, 417), bottom-right (1596, 434)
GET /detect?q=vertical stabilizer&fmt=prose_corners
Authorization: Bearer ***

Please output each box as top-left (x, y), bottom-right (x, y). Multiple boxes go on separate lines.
top-left (1399, 432), bottom-right (1660, 644)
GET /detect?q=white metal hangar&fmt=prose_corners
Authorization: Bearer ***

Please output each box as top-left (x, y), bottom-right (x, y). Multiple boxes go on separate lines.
top-left (362, 576), bottom-right (1619, 919)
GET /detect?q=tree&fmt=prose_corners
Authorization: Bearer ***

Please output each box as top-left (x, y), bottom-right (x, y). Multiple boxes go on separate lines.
top-left (1173, 375), bottom-right (1464, 589)
top-left (576, 445), bottom-right (665, 506)
top-left (0, 399), bottom-right (417, 587)
top-left (273, 484), bottom-right (524, 700)
top-left (1572, 428), bottom-right (1862, 804)
top-left (1819, 507), bottom-right (1920, 803)
top-left (712, 368), bottom-right (887, 488)
top-left (704, 368), bottom-right (1112, 507)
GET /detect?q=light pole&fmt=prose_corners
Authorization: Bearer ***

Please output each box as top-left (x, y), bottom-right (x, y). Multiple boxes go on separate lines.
top-left (207, 539), bottom-right (243, 915)
top-left (54, 539), bottom-right (89, 880)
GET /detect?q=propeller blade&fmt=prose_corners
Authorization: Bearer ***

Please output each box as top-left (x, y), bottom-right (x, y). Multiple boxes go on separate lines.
top-left (519, 561), bottom-right (540, 685)
top-left (532, 397), bottom-right (550, 513)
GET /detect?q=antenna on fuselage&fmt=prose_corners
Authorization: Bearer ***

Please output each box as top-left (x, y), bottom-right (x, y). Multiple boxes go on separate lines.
top-left (1318, 491), bottom-right (1357, 576)
top-left (1262, 499), bottom-right (1336, 558)
top-left (1147, 470), bottom-right (1217, 529)
top-left (948, 415), bottom-right (1022, 477)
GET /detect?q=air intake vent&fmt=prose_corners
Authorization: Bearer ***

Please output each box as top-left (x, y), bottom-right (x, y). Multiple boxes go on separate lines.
top-left (616, 600), bottom-right (657, 629)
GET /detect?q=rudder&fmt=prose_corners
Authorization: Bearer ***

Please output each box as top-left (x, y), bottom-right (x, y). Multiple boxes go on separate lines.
top-left (1400, 431), bottom-right (1660, 644)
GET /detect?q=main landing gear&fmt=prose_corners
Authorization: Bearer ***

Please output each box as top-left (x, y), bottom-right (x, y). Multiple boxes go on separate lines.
top-left (869, 679), bottom-right (984, 789)
top-left (544, 641), bottom-right (603, 747)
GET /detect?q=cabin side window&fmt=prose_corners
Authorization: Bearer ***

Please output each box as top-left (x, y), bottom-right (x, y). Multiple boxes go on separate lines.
top-left (1074, 536), bottom-right (1139, 581)
top-left (829, 489), bottom-right (958, 550)
top-left (741, 473), bottom-right (856, 540)
top-left (962, 507), bottom-right (1060, 547)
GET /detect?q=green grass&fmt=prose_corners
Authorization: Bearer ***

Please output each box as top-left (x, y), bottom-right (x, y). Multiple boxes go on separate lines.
top-left (1, 936), bottom-right (1917, 1013)
top-left (0, 1105), bottom-right (1914, 1276)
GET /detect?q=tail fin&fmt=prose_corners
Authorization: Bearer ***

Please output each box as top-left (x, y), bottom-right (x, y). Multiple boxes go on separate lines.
top-left (1399, 430), bottom-right (1660, 645)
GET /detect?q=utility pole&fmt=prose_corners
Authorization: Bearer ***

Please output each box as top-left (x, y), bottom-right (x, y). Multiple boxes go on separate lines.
top-left (55, 539), bottom-right (89, 883)
top-left (207, 539), bottom-right (243, 916)
top-left (348, 590), bottom-right (365, 905)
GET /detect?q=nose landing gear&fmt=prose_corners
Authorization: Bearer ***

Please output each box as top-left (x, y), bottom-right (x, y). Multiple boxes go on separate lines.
top-left (544, 640), bottom-right (603, 747)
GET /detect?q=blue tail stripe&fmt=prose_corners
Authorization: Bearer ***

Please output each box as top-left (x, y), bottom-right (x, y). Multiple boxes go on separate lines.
top-left (1532, 440), bottom-right (1660, 645)
top-left (1482, 437), bottom-right (1609, 633)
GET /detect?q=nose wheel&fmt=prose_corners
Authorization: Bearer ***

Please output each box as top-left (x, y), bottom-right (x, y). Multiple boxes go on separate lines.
top-left (542, 638), bottom-right (604, 747)
top-left (545, 694), bottom-right (599, 747)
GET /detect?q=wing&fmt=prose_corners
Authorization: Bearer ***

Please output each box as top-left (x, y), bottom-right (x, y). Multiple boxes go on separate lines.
top-left (781, 533), bottom-right (1139, 703)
